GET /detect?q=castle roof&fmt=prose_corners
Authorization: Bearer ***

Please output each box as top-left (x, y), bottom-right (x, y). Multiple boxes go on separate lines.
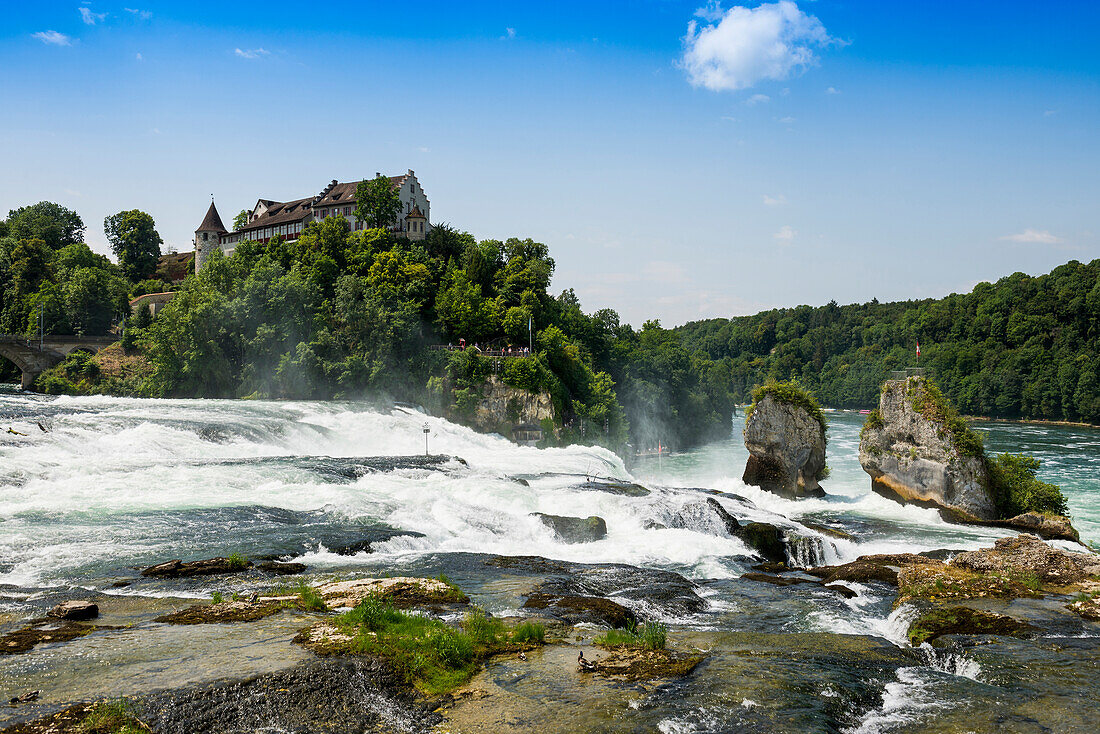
top-left (236, 197), bottom-right (314, 233)
top-left (197, 202), bottom-right (227, 233)
top-left (405, 204), bottom-right (425, 219)
top-left (313, 175), bottom-right (408, 208)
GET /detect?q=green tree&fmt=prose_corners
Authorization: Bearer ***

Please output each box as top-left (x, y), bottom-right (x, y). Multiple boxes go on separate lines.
top-left (233, 210), bottom-right (250, 231)
top-left (354, 175), bottom-right (402, 230)
top-left (6, 202), bottom-right (85, 250)
top-left (104, 210), bottom-right (163, 281)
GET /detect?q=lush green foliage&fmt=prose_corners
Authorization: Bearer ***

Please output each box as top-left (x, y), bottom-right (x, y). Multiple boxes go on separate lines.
top-left (746, 379), bottom-right (826, 433)
top-left (0, 208), bottom-right (130, 346)
top-left (104, 209), bottom-right (163, 281)
top-left (677, 260), bottom-right (1100, 423)
top-left (987, 453), bottom-right (1069, 517)
top-left (335, 596), bottom-right (542, 694)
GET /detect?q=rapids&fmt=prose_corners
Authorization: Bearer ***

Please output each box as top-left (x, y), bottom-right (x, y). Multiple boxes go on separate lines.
top-left (1, 387), bottom-right (1099, 732)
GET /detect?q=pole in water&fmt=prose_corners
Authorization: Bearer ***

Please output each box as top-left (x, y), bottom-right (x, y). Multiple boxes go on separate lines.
top-left (423, 423), bottom-right (431, 456)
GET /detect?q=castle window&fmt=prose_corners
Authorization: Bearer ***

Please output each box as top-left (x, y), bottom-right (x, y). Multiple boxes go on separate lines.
top-left (202, 232), bottom-right (208, 241)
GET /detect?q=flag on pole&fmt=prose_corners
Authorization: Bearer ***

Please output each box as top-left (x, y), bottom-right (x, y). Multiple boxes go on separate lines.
top-left (916, 340), bottom-right (921, 359)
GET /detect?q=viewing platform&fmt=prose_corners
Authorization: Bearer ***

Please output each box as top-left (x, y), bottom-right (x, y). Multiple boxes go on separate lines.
top-left (430, 345), bottom-right (530, 359)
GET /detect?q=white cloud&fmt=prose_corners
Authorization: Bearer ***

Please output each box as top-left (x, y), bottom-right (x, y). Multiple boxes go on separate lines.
top-left (763, 194), bottom-right (787, 206)
top-left (135, 52), bottom-right (143, 61)
top-left (234, 47), bottom-right (270, 59)
top-left (826, 86), bottom-right (840, 94)
top-left (745, 93), bottom-right (769, 106)
top-left (1000, 229), bottom-right (1063, 244)
top-left (777, 116), bottom-right (795, 123)
top-left (681, 1), bottom-right (836, 92)
top-left (32, 30), bottom-right (72, 46)
top-left (1043, 109), bottom-right (1057, 117)
top-left (79, 7), bottom-right (106, 25)
top-left (502, 27), bottom-right (516, 39)
top-left (774, 225), bottom-right (797, 242)
top-left (125, 8), bottom-right (152, 19)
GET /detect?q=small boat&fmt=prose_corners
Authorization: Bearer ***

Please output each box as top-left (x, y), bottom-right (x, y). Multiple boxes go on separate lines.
top-left (859, 410), bottom-right (872, 415)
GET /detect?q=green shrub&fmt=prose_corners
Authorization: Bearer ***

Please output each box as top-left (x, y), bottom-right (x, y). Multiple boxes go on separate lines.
top-left (747, 380), bottom-right (827, 437)
top-left (987, 453), bottom-right (1069, 517)
top-left (862, 408), bottom-right (885, 433)
top-left (225, 552), bottom-right (248, 569)
top-left (210, 591), bottom-right (225, 604)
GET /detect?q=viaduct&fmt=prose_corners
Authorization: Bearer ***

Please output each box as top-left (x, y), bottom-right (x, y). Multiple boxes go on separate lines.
top-left (0, 334), bottom-right (116, 390)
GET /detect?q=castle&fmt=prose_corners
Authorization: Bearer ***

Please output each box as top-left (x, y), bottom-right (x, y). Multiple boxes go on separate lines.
top-left (194, 170), bottom-right (431, 271)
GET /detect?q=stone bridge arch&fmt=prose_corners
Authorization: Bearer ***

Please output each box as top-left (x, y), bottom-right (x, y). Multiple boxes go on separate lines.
top-left (0, 334), bottom-right (117, 390)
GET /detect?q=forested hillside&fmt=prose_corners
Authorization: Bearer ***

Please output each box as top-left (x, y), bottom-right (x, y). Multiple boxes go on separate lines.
top-left (677, 260), bottom-right (1100, 423)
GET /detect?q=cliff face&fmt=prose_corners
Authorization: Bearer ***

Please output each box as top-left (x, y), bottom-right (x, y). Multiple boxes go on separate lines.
top-left (859, 377), bottom-right (997, 521)
top-left (452, 375), bottom-right (554, 438)
top-left (742, 394), bottom-right (827, 499)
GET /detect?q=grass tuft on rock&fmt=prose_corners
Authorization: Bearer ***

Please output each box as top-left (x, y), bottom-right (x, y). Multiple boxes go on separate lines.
top-left (225, 552), bottom-right (248, 570)
top-left (296, 582), bottom-right (329, 612)
top-left (329, 596), bottom-right (543, 694)
top-left (906, 377), bottom-right (985, 458)
top-left (595, 620), bottom-right (668, 651)
top-left (747, 380), bottom-right (827, 436)
top-left (77, 698), bottom-right (148, 733)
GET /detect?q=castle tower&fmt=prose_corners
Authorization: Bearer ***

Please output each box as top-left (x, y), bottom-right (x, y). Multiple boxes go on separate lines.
top-left (194, 200), bottom-right (228, 272)
top-left (405, 204), bottom-right (426, 241)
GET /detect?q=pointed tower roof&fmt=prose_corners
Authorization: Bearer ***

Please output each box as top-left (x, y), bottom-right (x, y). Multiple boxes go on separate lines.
top-left (405, 204), bottom-right (426, 220)
top-left (197, 201), bottom-right (228, 233)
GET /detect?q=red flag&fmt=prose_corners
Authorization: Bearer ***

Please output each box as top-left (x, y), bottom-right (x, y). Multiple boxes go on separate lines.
top-left (916, 340), bottom-right (921, 358)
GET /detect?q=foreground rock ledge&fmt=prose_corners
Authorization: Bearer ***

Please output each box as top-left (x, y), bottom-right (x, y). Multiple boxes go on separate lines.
top-left (743, 393), bottom-right (826, 499)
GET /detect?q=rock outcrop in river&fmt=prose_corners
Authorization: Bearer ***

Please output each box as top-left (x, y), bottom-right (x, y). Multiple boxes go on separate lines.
top-left (742, 384), bottom-right (827, 499)
top-left (859, 376), bottom-right (998, 521)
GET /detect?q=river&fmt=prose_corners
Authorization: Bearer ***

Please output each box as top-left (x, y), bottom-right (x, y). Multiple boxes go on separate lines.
top-left (1, 389), bottom-right (1098, 732)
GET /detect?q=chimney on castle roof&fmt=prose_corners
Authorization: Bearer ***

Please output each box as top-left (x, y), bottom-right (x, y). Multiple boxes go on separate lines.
top-left (408, 169), bottom-right (414, 176)
top-left (375, 172), bottom-right (381, 178)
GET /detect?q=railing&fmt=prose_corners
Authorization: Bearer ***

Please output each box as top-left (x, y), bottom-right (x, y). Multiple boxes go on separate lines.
top-left (430, 345), bottom-right (530, 359)
top-left (889, 367), bottom-right (925, 380)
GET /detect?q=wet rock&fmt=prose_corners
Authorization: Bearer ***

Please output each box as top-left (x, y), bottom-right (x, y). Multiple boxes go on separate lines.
top-left (522, 592), bottom-right (637, 628)
top-left (808, 553), bottom-right (935, 586)
top-left (47, 600), bottom-right (98, 621)
top-left (328, 528), bottom-right (426, 556)
top-left (706, 497), bottom-right (741, 534)
top-left (859, 376), bottom-right (997, 520)
top-left (1066, 595), bottom-right (1100, 621)
top-left (742, 393), bottom-right (827, 499)
top-left (583, 648), bottom-right (705, 682)
top-left (531, 513), bottom-right (608, 543)
top-left (907, 606), bottom-right (1036, 646)
top-left (484, 555), bottom-right (570, 574)
top-left (0, 619), bottom-right (95, 655)
top-left (950, 533), bottom-right (1100, 586)
top-left (141, 556), bottom-right (251, 578)
top-left (155, 601), bottom-right (284, 625)
top-left (824, 583), bottom-right (858, 599)
top-left (998, 512), bottom-right (1081, 544)
top-left (314, 577), bottom-right (468, 609)
top-left (140, 658), bottom-right (439, 734)
top-left (573, 479), bottom-right (650, 497)
top-left (752, 561), bottom-right (790, 573)
top-left (256, 560), bottom-right (307, 575)
top-left (801, 521), bottom-right (855, 541)
top-left (738, 522), bottom-right (786, 564)
top-left (547, 564), bottom-right (706, 617)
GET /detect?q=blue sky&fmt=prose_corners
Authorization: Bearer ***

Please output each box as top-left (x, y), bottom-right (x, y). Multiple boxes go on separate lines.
top-left (2, 1), bottom-right (1098, 326)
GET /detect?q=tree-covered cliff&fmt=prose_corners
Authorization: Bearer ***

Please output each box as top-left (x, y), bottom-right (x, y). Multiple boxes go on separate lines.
top-left (676, 260), bottom-right (1100, 423)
